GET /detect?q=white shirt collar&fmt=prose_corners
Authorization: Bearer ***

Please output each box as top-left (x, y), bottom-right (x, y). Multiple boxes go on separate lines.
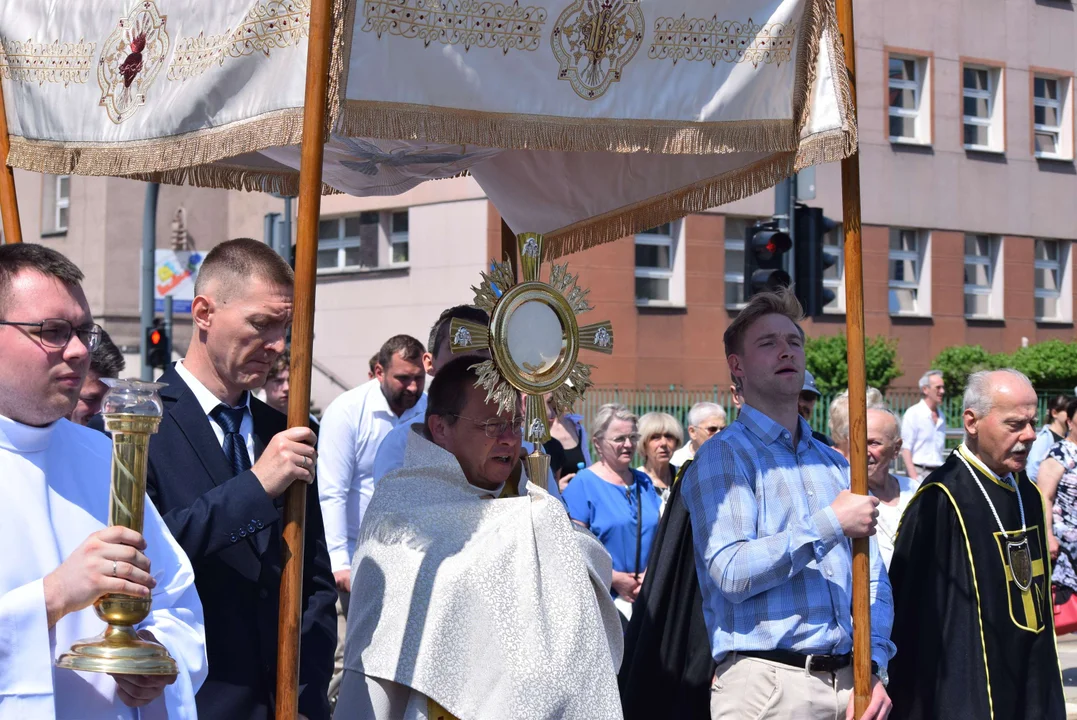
top-left (175, 359), bottom-right (251, 415)
top-left (0, 412), bottom-right (57, 453)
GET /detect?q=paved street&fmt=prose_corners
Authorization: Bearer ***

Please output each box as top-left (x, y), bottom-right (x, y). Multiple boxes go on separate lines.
top-left (1058, 635), bottom-right (1077, 717)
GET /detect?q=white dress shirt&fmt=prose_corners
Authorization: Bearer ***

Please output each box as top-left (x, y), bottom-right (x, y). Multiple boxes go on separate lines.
top-left (901, 399), bottom-right (947, 468)
top-left (175, 359), bottom-right (255, 459)
top-left (670, 443), bottom-right (694, 468)
top-left (871, 473), bottom-right (919, 569)
top-left (317, 381), bottom-right (426, 572)
top-left (0, 414), bottom-right (207, 719)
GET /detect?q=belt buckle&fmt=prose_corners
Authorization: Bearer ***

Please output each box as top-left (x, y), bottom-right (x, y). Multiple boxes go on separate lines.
top-left (804, 654), bottom-right (814, 674)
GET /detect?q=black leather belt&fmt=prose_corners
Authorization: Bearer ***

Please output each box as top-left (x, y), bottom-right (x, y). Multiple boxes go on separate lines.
top-left (739, 650), bottom-right (852, 673)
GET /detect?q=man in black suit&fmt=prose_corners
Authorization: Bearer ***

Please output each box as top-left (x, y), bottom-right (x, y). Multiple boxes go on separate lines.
top-left (146, 238), bottom-right (336, 720)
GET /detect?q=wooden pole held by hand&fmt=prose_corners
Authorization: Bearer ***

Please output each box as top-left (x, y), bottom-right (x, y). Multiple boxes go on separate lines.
top-left (834, 0), bottom-right (872, 715)
top-left (275, 0), bottom-right (332, 715)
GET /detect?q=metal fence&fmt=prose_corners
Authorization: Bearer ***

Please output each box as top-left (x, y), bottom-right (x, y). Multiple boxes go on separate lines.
top-left (577, 386), bottom-right (1068, 455)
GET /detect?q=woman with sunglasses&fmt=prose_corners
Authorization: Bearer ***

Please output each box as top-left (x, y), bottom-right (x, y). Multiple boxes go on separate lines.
top-left (562, 403), bottom-right (662, 622)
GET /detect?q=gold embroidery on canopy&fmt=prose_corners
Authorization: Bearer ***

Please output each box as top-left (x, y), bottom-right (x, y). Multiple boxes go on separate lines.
top-left (361, 0), bottom-right (547, 54)
top-left (98, 0), bottom-right (171, 125)
top-left (649, 15), bottom-right (796, 68)
top-left (167, 0), bottom-right (311, 81)
top-left (551, 0), bottom-right (644, 100)
top-left (0, 38), bottom-right (96, 86)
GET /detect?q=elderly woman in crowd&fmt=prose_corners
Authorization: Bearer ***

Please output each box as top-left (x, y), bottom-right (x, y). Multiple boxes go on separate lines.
top-left (563, 403), bottom-right (662, 621)
top-left (1038, 398), bottom-right (1077, 594)
top-left (636, 412), bottom-right (684, 511)
top-left (670, 401), bottom-right (727, 467)
top-left (827, 386), bottom-right (885, 458)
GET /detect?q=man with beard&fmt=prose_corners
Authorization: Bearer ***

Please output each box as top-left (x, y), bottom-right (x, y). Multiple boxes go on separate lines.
top-left (317, 334), bottom-right (427, 705)
top-left (146, 238), bottom-right (336, 719)
top-left (888, 369), bottom-right (1065, 720)
top-left (336, 356), bottom-right (623, 720)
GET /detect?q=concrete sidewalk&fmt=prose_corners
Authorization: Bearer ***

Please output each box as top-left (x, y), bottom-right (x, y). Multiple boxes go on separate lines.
top-left (1057, 634), bottom-right (1077, 717)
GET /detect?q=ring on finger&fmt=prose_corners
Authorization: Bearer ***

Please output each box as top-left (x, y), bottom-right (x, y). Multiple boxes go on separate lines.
top-left (112, 560), bottom-right (118, 577)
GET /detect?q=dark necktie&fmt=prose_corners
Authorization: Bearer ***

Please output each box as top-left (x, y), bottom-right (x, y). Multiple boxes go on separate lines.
top-left (211, 403), bottom-right (252, 476)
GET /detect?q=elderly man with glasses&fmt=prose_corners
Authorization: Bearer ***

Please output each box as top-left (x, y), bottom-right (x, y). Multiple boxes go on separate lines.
top-left (671, 402), bottom-right (728, 467)
top-left (336, 355), bottom-right (624, 720)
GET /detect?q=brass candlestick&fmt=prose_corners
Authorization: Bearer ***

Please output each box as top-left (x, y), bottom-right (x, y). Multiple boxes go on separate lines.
top-left (57, 379), bottom-right (178, 676)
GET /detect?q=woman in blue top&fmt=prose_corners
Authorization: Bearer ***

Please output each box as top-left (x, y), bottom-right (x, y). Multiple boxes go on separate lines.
top-left (563, 403), bottom-right (662, 620)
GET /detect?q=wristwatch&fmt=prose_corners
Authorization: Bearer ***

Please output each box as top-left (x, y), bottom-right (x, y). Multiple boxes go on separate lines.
top-left (870, 661), bottom-right (889, 688)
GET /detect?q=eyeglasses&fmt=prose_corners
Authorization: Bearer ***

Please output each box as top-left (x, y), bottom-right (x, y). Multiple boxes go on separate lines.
top-left (697, 425), bottom-right (724, 436)
top-left (450, 413), bottom-right (525, 439)
top-left (0, 318), bottom-right (102, 351)
top-left (606, 434), bottom-right (641, 446)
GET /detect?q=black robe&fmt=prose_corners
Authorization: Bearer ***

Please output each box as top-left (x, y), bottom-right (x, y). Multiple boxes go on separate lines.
top-left (888, 449), bottom-right (1066, 720)
top-left (618, 462), bottom-right (714, 720)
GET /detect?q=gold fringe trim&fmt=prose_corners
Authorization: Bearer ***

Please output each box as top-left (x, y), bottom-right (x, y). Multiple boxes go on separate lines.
top-left (340, 101), bottom-right (800, 155)
top-left (126, 163), bottom-right (341, 196)
top-left (5, 0), bottom-right (355, 178)
top-left (541, 121), bottom-right (857, 260)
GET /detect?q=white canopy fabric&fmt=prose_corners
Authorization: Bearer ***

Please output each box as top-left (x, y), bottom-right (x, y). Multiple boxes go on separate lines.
top-left (0, 0), bottom-right (854, 256)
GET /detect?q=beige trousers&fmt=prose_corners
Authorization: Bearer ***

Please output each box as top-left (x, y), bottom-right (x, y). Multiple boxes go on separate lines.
top-left (710, 654), bottom-right (853, 720)
top-left (328, 589), bottom-right (349, 713)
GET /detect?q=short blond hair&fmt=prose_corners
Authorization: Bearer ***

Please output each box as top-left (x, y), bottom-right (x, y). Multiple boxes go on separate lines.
top-left (591, 403), bottom-right (637, 440)
top-left (828, 387), bottom-right (886, 447)
top-left (637, 412), bottom-right (684, 458)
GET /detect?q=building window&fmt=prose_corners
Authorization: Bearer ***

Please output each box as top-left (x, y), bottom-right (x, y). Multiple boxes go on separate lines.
top-left (317, 209), bottom-right (409, 272)
top-left (822, 224), bottom-right (845, 313)
top-left (41, 174), bottom-right (70, 234)
top-left (635, 223), bottom-right (673, 304)
top-left (888, 229), bottom-right (932, 315)
top-left (1031, 74), bottom-right (1074, 160)
top-left (1034, 239), bottom-right (1072, 322)
top-left (389, 210), bottom-right (409, 264)
top-left (888, 54), bottom-right (931, 144)
top-left (964, 234), bottom-right (1003, 318)
top-left (724, 217), bottom-right (763, 309)
top-left (962, 64), bottom-right (1004, 152)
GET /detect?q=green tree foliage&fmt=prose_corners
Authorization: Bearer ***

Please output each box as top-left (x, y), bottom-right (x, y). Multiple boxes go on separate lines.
top-left (930, 345), bottom-right (1000, 399)
top-left (931, 340), bottom-right (1077, 398)
top-left (804, 334), bottom-right (902, 394)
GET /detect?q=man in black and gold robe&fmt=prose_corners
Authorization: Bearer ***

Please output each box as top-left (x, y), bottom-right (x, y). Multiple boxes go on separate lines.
top-left (889, 369), bottom-right (1065, 720)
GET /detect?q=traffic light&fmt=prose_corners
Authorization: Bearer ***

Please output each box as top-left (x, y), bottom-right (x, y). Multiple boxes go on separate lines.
top-left (793, 204), bottom-right (840, 316)
top-left (146, 319), bottom-right (170, 369)
top-left (743, 220), bottom-right (792, 300)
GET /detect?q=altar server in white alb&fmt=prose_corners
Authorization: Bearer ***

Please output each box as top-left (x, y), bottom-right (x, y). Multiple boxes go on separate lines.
top-left (0, 244), bottom-right (206, 719)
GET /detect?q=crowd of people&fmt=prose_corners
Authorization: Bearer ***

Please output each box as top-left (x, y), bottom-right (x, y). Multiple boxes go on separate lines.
top-left (1, 238), bottom-right (1073, 720)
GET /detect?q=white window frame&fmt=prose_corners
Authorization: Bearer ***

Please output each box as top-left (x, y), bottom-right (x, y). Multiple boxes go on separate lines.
top-left (1034, 239), bottom-right (1073, 323)
top-left (41, 174), bottom-right (71, 235)
top-left (964, 234), bottom-right (1004, 319)
top-left (1032, 73), bottom-right (1074, 161)
top-left (634, 220), bottom-right (685, 307)
top-left (55, 175), bottom-right (70, 232)
top-left (822, 225), bottom-right (845, 314)
top-left (962, 64), bottom-right (1005, 153)
top-left (888, 54), bottom-right (931, 145)
top-left (888, 229), bottom-right (932, 317)
top-left (317, 210), bottom-right (409, 274)
top-left (388, 209), bottom-right (409, 266)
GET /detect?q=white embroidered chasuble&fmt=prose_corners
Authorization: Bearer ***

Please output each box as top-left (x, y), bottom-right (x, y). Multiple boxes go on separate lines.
top-left (342, 431), bottom-right (623, 720)
top-left (0, 414), bottom-right (207, 720)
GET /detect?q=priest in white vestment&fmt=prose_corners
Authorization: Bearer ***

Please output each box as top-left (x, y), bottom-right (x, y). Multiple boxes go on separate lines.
top-left (0, 244), bottom-right (206, 719)
top-left (337, 356), bottom-right (623, 720)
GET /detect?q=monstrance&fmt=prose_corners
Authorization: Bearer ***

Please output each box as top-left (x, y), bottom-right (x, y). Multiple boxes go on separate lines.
top-left (449, 233), bottom-right (613, 485)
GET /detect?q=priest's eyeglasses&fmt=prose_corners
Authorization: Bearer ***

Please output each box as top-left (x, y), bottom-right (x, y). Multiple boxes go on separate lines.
top-left (0, 318), bottom-right (103, 351)
top-left (449, 414), bottom-right (525, 438)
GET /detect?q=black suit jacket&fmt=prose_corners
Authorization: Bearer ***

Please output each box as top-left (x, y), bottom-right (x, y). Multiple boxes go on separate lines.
top-left (146, 365), bottom-right (336, 720)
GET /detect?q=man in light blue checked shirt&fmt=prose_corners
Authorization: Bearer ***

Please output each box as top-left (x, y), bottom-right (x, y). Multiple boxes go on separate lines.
top-left (681, 289), bottom-right (895, 720)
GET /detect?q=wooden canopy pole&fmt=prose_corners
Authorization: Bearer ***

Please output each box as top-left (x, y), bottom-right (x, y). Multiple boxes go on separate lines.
top-left (275, 0), bottom-right (333, 715)
top-left (835, 0), bottom-right (871, 715)
top-left (0, 73), bottom-right (23, 244)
